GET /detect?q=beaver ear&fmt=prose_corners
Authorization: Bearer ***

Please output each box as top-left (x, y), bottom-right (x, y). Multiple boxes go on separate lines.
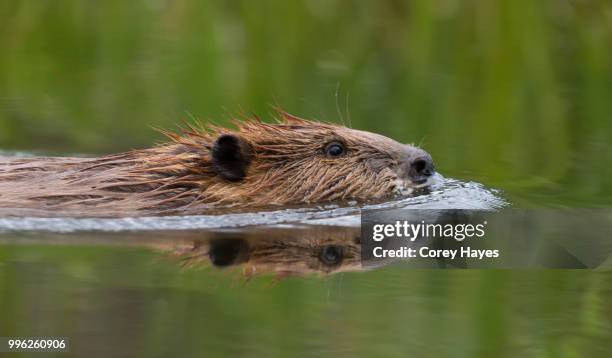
top-left (212, 134), bottom-right (253, 182)
top-left (208, 239), bottom-right (249, 267)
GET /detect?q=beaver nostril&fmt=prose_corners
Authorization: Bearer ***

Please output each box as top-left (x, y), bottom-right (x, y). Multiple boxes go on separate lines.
top-left (413, 159), bottom-right (427, 173)
top-left (411, 157), bottom-right (435, 177)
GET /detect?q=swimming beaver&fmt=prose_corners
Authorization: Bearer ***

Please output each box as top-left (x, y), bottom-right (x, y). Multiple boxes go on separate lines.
top-left (0, 111), bottom-right (434, 217)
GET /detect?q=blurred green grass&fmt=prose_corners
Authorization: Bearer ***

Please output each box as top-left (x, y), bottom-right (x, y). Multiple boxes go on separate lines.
top-left (0, 0), bottom-right (611, 205)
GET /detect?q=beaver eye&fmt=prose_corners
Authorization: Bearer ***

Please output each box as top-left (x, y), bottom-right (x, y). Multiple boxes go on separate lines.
top-left (324, 142), bottom-right (345, 158)
top-left (319, 245), bottom-right (344, 267)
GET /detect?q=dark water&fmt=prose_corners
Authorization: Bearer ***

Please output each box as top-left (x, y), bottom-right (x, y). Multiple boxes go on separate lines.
top-left (1, 1), bottom-right (612, 357)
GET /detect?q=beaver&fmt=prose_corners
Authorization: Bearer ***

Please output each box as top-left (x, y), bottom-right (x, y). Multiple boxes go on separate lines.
top-left (0, 111), bottom-right (435, 217)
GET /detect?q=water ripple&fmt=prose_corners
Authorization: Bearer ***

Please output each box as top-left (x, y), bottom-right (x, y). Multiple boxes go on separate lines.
top-left (0, 174), bottom-right (506, 233)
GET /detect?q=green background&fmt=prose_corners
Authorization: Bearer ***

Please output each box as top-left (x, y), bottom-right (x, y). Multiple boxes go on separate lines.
top-left (1, 1), bottom-right (611, 357)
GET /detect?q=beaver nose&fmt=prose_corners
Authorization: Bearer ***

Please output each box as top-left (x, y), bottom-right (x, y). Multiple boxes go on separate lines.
top-left (398, 145), bottom-right (435, 184)
top-left (405, 154), bottom-right (435, 184)
top-left (411, 157), bottom-right (435, 177)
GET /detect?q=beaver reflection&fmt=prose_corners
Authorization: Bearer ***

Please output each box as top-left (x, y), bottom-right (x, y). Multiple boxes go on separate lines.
top-left (208, 238), bottom-right (349, 271)
top-left (168, 227), bottom-right (362, 277)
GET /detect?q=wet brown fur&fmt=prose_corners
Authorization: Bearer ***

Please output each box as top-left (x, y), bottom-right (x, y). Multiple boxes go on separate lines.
top-left (0, 111), bottom-right (418, 217)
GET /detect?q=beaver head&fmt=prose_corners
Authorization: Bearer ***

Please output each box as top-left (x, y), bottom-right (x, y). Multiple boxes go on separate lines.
top-left (170, 112), bottom-right (435, 208)
top-left (0, 111), bottom-right (434, 216)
